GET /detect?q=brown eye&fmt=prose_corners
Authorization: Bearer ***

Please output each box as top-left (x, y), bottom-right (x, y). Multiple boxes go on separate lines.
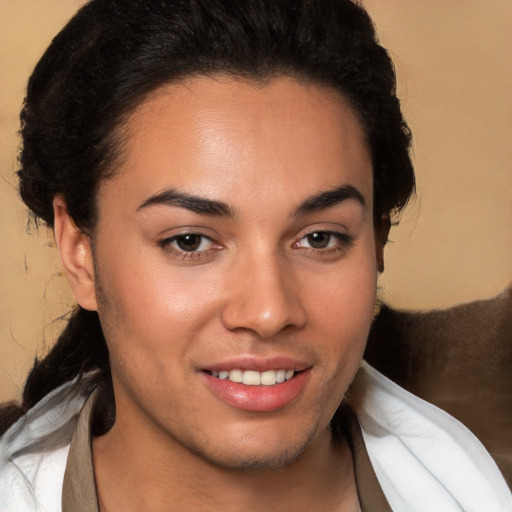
top-left (158, 232), bottom-right (223, 262)
top-left (160, 233), bottom-right (217, 254)
top-left (306, 232), bottom-right (331, 249)
top-left (294, 231), bottom-right (353, 253)
top-left (175, 234), bottom-right (203, 251)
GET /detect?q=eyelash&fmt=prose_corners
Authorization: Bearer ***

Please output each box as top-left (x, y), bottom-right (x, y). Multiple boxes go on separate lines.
top-left (158, 233), bottom-right (221, 261)
top-left (293, 231), bottom-right (354, 256)
top-left (159, 230), bottom-right (353, 262)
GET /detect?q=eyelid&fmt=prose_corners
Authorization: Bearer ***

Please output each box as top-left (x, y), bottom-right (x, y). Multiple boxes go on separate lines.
top-left (158, 231), bottom-right (223, 260)
top-left (295, 230), bottom-right (353, 247)
top-left (293, 222), bottom-right (350, 241)
top-left (291, 225), bottom-right (355, 260)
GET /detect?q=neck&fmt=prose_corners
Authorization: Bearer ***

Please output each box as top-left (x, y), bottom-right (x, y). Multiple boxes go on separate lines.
top-left (93, 411), bottom-right (360, 512)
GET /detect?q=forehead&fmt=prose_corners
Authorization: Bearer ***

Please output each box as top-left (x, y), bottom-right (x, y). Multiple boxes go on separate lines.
top-left (101, 75), bottom-right (373, 212)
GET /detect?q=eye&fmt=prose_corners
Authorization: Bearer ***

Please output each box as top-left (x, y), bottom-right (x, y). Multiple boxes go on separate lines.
top-left (295, 231), bottom-right (349, 250)
top-left (159, 233), bottom-right (221, 259)
top-left (172, 234), bottom-right (210, 252)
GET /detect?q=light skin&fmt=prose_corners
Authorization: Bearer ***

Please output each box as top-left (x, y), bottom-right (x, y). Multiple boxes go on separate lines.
top-left (54, 75), bottom-right (386, 511)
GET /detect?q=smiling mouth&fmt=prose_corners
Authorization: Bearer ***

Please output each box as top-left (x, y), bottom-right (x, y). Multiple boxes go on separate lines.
top-left (205, 369), bottom-right (298, 386)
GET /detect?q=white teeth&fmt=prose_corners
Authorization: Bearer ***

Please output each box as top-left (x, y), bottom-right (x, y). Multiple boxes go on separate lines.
top-left (211, 369), bottom-right (296, 385)
top-left (242, 371), bottom-right (261, 385)
top-left (276, 369), bottom-right (286, 383)
top-left (228, 369), bottom-right (243, 383)
top-left (260, 370), bottom-right (277, 386)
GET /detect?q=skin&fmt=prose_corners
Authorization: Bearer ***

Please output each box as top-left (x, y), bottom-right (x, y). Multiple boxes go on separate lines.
top-left (54, 75), bottom-right (384, 511)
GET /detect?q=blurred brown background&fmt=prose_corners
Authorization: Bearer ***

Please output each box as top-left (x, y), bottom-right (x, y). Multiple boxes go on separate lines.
top-left (1, 0), bottom-right (511, 402)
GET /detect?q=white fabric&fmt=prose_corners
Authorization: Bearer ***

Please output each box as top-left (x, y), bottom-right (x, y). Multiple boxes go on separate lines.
top-left (0, 381), bottom-right (86, 512)
top-left (1, 364), bottom-right (510, 511)
top-left (350, 361), bottom-right (512, 512)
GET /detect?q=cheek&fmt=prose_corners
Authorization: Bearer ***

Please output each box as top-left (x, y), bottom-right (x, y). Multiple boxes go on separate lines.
top-left (98, 234), bottom-right (213, 313)
top-left (307, 241), bottom-right (377, 370)
top-left (303, 258), bottom-right (377, 428)
top-left (94, 247), bottom-right (221, 365)
top-left (96, 268), bottom-right (213, 412)
top-left (311, 249), bottom-right (377, 332)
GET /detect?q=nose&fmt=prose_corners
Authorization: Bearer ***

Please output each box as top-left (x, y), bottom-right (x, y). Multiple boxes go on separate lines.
top-left (220, 252), bottom-right (307, 338)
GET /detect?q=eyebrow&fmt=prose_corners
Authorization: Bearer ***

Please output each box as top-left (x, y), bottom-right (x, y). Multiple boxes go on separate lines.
top-left (137, 183), bottom-right (365, 218)
top-left (293, 184), bottom-right (365, 217)
top-left (137, 189), bottom-right (233, 217)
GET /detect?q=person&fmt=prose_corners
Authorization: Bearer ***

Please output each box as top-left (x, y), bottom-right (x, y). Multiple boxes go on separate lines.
top-left (0, 0), bottom-right (510, 510)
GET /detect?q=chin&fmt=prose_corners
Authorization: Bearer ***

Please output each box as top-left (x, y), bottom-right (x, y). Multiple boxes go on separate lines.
top-left (195, 442), bottom-right (312, 472)
top-left (183, 422), bottom-right (320, 472)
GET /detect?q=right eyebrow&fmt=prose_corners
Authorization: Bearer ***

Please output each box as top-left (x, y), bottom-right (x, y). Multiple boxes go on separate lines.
top-left (136, 189), bottom-right (234, 217)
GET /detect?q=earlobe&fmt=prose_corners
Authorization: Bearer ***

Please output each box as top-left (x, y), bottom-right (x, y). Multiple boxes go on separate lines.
top-left (375, 214), bottom-right (391, 273)
top-left (53, 196), bottom-right (98, 311)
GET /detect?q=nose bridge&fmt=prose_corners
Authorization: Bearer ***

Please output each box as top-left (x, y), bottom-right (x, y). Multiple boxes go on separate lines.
top-left (220, 247), bottom-right (306, 337)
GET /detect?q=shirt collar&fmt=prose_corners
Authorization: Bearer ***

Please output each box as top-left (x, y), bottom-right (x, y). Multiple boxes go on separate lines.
top-left (62, 388), bottom-right (99, 512)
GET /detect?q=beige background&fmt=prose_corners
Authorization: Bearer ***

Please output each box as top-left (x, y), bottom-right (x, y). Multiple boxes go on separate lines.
top-left (1, 1), bottom-right (511, 402)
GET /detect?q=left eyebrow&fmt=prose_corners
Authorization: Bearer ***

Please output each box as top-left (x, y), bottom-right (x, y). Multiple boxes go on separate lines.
top-left (293, 184), bottom-right (366, 217)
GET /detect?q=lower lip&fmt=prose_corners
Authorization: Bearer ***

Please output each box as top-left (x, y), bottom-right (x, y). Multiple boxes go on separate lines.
top-left (202, 370), bottom-right (311, 412)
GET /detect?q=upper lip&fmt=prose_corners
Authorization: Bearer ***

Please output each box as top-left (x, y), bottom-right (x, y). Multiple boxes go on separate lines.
top-left (201, 356), bottom-right (311, 373)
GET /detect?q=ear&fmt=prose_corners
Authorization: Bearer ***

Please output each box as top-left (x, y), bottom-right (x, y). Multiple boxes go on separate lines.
top-left (53, 196), bottom-right (98, 311)
top-left (374, 214), bottom-right (391, 273)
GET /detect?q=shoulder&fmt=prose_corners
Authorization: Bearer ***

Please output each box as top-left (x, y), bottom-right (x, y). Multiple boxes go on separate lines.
top-left (348, 361), bottom-right (512, 512)
top-left (0, 380), bottom-right (89, 512)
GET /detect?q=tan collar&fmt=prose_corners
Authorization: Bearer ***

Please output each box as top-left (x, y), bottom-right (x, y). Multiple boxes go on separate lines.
top-left (335, 404), bottom-right (392, 511)
top-left (61, 391), bottom-right (390, 511)
top-left (62, 389), bottom-right (100, 512)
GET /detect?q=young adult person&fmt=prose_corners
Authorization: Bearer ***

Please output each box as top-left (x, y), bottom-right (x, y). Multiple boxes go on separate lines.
top-left (0, 1), bottom-right (510, 510)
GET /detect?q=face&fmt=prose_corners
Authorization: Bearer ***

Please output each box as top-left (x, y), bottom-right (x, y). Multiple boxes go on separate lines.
top-left (90, 76), bottom-right (379, 470)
